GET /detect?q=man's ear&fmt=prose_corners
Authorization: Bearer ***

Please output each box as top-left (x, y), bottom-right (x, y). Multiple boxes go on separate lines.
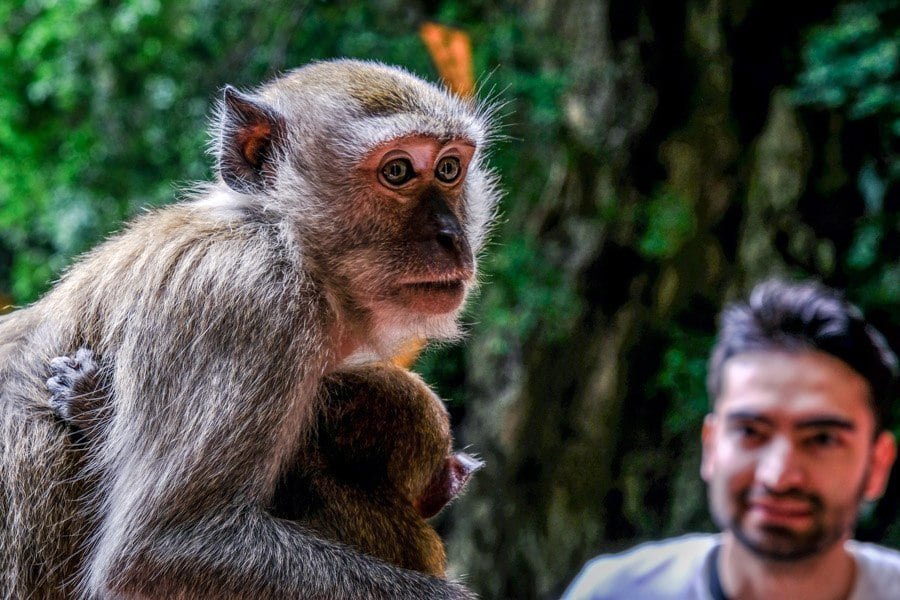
top-left (217, 86), bottom-right (287, 194)
top-left (864, 431), bottom-right (897, 501)
top-left (700, 413), bottom-right (718, 483)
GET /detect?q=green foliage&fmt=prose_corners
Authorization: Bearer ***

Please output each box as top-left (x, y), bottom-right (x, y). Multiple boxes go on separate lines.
top-left (793, 0), bottom-right (900, 354)
top-left (479, 236), bottom-right (583, 353)
top-left (794, 0), bottom-right (900, 138)
top-left (656, 326), bottom-right (714, 438)
top-left (847, 218), bottom-right (882, 270)
top-left (414, 343), bottom-right (468, 405)
top-left (637, 187), bottom-right (697, 260)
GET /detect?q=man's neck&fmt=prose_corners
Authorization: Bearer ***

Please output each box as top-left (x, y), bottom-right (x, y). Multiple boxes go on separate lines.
top-left (718, 532), bottom-right (857, 600)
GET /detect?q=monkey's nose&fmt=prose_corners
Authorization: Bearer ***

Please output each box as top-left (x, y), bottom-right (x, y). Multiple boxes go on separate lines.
top-left (436, 229), bottom-right (461, 254)
top-left (435, 214), bottom-right (464, 254)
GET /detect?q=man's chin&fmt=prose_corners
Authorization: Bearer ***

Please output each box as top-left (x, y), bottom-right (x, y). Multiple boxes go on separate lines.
top-left (731, 523), bottom-right (833, 562)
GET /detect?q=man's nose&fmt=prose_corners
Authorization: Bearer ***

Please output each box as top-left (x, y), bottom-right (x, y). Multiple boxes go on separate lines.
top-left (755, 437), bottom-right (806, 492)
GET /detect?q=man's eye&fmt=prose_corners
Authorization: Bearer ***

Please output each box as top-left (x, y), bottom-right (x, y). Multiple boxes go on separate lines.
top-left (806, 432), bottom-right (840, 448)
top-left (732, 424), bottom-right (764, 442)
top-left (381, 158), bottom-right (414, 185)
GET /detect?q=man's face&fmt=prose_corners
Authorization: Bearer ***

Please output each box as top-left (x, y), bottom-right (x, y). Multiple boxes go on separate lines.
top-left (701, 350), bottom-right (896, 562)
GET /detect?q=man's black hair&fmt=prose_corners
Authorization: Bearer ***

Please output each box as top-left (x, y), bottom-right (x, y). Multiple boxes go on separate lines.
top-left (707, 278), bottom-right (898, 431)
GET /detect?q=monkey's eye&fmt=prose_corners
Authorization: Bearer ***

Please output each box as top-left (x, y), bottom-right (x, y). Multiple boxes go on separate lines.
top-left (381, 158), bottom-right (414, 186)
top-left (435, 156), bottom-right (462, 183)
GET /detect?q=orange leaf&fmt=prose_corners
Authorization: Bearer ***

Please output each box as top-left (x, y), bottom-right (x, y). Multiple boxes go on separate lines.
top-left (420, 23), bottom-right (475, 99)
top-left (391, 337), bottom-right (427, 369)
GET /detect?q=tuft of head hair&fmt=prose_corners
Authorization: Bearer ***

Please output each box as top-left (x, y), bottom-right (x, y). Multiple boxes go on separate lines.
top-left (707, 278), bottom-right (898, 430)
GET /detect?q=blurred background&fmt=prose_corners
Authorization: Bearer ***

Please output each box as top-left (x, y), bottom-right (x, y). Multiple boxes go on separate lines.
top-left (1, 0), bottom-right (898, 598)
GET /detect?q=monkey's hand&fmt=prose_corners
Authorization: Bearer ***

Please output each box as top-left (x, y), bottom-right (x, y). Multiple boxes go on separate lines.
top-left (47, 347), bottom-right (105, 435)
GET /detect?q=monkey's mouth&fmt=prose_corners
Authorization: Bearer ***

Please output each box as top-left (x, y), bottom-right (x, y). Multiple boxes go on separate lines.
top-left (396, 278), bottom-right (467, 314)
top-left (404, 280), bottom-right (465, 293)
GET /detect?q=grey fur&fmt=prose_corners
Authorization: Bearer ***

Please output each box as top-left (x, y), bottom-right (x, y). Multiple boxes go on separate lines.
top-left (0, 60), bottom-right (499, 599)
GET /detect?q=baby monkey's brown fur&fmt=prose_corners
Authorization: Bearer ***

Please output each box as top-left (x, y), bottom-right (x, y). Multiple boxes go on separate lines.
top-left (288, 365), bottom-right (481, 576)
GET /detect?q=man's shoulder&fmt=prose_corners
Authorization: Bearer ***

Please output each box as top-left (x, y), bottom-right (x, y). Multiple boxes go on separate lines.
top-left (562, 534), bottom-right (719, 600)
top-left (849, 540), bottom-right (900, 565)
top-left (848, 540), bottom-right (900, 597)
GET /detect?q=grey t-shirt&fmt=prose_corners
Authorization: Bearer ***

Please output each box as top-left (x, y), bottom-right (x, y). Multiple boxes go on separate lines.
top-left (562, 534), bottom-right (900, 600)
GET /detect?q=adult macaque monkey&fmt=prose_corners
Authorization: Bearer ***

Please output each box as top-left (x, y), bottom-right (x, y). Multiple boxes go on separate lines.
top-left (0, 60), bottom-right (498, 599)
top-left (48, 355), bottom-right (482, 578)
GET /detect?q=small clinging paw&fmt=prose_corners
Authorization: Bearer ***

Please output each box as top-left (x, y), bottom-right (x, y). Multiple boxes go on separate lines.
top-left (47, 347), bottom-right (102, 431)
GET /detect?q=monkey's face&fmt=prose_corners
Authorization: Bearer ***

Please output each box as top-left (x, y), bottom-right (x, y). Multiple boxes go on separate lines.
top-left (351, 135), bottom-right (476, 315)
top-left (307, 132), bottom-right (484, 348)
top-left (215, 62), bottom-right (500, 347)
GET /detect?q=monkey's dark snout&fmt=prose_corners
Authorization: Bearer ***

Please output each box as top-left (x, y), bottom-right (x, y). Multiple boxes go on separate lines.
top-left (432, 210), bottom-right (474, 275)
top-left (435, 216), bottom-right (464, 255)
top-left (415, 452), bottom-right (483, 519)
top-left (422, 193), bottom-right (468, 258)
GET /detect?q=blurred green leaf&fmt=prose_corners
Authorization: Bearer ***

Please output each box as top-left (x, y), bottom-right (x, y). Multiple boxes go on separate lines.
top-left (638, 188), bottom-right (697, 260)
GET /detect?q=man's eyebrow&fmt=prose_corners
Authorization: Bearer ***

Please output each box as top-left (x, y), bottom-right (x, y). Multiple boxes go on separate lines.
top-left (723, 412), bottom-right (856, 431)
top-left (793, 417), bottom-right (856, 431)
top-left (724, 412), bottom-right (774, 426)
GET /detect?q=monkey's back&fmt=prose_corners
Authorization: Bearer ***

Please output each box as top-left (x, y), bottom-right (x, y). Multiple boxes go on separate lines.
top-left (0, 200), bottom-right (306, 598)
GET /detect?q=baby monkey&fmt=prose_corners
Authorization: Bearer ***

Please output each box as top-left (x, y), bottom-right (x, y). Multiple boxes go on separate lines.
top-left (48, 351), bottom-right (481, 577)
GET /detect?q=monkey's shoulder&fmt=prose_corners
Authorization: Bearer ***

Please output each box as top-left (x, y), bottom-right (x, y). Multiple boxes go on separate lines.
top-left (30, 199), bottom-right (310, 350)
top-left (123, 197), bottom-right (281, 247)
top-left (69, 198), bottom-right (297, 288)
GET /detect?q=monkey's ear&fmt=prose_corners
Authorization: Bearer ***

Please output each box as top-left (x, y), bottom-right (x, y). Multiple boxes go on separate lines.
top-left (218, 85), bottom-right (287, 194)
top-left (415, 452), bottom-right (483, 519)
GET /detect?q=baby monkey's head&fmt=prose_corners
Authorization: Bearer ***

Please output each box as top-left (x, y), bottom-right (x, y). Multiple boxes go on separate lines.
top-left (317, 363), bottom-right (482, 517)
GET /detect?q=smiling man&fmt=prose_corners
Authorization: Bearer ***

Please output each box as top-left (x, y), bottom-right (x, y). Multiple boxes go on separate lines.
top-left (563, 279), bottom-right (900, 600)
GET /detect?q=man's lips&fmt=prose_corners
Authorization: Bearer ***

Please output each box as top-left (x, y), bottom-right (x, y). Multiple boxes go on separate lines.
top-left (747, 497), bottom-right (816, 524)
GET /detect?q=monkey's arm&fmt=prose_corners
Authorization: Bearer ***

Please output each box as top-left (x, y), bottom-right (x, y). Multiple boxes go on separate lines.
top-left (79, 220), bottom-right (474, 600)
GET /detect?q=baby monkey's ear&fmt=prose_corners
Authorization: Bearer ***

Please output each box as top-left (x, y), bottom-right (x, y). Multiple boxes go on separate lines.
top-left (415, 452), bottom-right (483, 519)
top-left (218, 86), bottom-right (287, 194)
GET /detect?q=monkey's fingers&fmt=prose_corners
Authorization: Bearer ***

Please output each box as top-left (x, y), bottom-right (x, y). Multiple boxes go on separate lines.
top-left (49, 355), bottom-right (80, 375)
top-left (47, 375), bottom-right (78, 422)
top-left (73, 347), bottom-right (97, 370)
top-left (47, 348), bottom-right (102, 423)
top-left (48, 349), bottom-right (99, 387)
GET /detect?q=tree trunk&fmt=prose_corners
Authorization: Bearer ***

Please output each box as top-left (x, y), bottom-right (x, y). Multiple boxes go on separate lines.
top-left (445, 1), bottom-right (851, 598)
